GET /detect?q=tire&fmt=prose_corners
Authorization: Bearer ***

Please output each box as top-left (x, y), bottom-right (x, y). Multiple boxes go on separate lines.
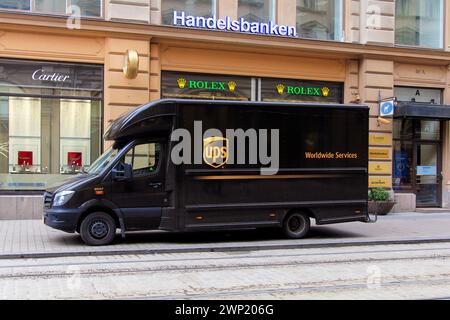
top-left (282, 212), bottom-right (310, 239)
top-left (80, 212), bottom-right (117, 246)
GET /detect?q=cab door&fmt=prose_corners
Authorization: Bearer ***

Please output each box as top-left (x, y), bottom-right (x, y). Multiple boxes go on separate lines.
top-left (108, 141), bottom-right (168, 230)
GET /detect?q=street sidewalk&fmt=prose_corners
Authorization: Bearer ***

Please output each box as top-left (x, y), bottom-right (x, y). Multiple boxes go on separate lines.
top-left (1, 212), bottom-right (450, 259)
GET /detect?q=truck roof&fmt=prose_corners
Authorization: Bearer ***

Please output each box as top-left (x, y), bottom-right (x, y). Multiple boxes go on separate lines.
top-left (104, 98), bottom-right (368, 141)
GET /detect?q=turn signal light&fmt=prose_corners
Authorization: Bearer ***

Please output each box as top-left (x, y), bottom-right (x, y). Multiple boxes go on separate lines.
top-left (94, 188), bottom-right (104, 196)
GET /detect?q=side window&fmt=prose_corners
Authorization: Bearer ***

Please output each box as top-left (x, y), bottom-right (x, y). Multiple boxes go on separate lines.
top-left (123, 143), bottom-right (161, 177)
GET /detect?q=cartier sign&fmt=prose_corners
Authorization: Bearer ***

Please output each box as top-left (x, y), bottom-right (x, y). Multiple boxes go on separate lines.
top-left (32, 68), bottom-right (70, 82)
top-left (0, 58), bottom-right (103, 94)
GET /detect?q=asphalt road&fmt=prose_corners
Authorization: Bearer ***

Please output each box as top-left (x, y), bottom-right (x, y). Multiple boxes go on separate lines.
top-left (1, 242), bottom-right (450, 299)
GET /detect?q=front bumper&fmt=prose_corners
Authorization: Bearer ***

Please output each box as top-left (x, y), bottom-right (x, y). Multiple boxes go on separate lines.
top-left (43, 207), bottom-right (83, 233)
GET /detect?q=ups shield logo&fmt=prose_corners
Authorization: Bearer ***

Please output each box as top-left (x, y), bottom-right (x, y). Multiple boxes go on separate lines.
top-left (203, 137), bottom-right (229, 168)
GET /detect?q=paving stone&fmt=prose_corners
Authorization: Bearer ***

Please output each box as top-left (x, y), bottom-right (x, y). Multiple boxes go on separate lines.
top-left (0, 212), bottom-right (449, 257)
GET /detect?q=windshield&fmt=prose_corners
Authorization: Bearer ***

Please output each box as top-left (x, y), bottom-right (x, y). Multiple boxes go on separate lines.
top-left (86, 147), bottom-right (119, 175)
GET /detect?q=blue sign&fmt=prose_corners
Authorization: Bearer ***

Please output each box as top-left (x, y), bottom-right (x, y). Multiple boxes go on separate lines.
top-left (380, 100), bottom-right (395, 117)
top-left (173, 11), bottom-right (298, 38)
top-left (417, 166), bottom-right (437, 176)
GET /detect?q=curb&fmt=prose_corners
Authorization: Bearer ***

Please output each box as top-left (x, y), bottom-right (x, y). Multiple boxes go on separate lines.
top-left (2, 236), bottom-right (450, 260)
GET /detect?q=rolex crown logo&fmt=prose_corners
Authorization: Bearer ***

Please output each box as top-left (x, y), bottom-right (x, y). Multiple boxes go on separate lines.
top-left (276, 84), bottom-right (285, 95)
top-left (322, 87), bottom-right (330, 97)
top-left (177, 78), bottom-right (187, 89)
top-left (228, 81), bottom-right (237, 92)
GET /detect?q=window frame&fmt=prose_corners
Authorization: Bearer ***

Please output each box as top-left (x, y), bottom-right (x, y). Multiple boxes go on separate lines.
top-left (394, 0), bottom-right (444, 49)
top-left (237, 0), bottom-right (277, 23)
top-left (122, 141), bottom-right (163, 178)
top-left (0, 0), bottom-right (103, 18)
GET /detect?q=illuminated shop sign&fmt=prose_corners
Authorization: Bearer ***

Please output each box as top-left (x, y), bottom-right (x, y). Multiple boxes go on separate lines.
top-left (262, 78), bottom-right (343, 103)
top-left (177, 78), bottom-right (237, 92)
top-left (32, 69), bottom-right (70, 82)
top-left (0, 59), bottom-right (103, 95)
top-left (162, 72), bottom-right (252, 101)
top-left (173, 11), bottom-right (297, 38)
top-left (276, 84), bottom-right (330, 97)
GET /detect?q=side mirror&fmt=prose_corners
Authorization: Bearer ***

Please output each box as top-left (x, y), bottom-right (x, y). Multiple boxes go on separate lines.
top-left (112, 163), bottom-right (133, 181)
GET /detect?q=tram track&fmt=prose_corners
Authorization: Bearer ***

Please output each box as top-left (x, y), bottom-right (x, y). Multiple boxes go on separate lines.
top-left (1, 245), bottom-right (450, 280)
top-left (2, 243), bottom-right (450, 299)
top-left (132, 277), bottom-right (450, 300)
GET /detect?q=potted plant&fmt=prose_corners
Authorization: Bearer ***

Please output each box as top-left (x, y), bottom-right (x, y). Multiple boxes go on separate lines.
top-left (368, 188), bottom-right (395, 215)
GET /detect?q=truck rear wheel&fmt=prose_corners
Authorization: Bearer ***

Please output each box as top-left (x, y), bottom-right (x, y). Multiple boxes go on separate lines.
top-left (282, 212), bottom-right (310, 239)
top-left (80, 212), bottom-right (117, 246)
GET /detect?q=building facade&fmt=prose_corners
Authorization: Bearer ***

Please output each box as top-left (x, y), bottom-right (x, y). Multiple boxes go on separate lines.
top-left (1, 0), bottom-right (450, 218)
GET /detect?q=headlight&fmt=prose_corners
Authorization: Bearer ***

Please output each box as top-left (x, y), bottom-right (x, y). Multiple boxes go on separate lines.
top-left (53, 191), bottom-right (75, 207)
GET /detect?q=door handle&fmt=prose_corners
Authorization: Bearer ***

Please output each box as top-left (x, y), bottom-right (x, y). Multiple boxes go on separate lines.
top-left (148, 182), bottom-right (162, 189)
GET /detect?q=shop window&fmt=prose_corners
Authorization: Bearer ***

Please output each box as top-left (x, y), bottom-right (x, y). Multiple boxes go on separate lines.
top-left (395, 0), bottom-right (444, 49)
top-left (296, 0), bottom-right (343, 41)
top-left (418, 120), bottom-right (440, 141)
top-left (162, 0), bottom-right (216, 25)
top-left (0, 0), bottom-right (30, 10)
top-left (238, 0), bottom-right (276, 23)
top-left (260, 78), bottom-right (343, 103)
top-left (161, 71), bottom-right (252, 101)
top-left (393, 140), bottom-right (413, 190)
top-left (0, 59), bottom-right (103, 191)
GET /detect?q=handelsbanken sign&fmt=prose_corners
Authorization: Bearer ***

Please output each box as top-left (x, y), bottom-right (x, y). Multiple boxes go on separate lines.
top-left (173, 11), bottom-right (298, 38)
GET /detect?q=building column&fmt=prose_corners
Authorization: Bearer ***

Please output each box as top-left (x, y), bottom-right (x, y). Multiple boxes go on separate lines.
top-left (106, 0), bottom-right (151, 23)
top-left (344, 60), bottom-right (359, 103)
top-left (104, 38), bottom-right (151, 148)
top-left (150, 42), bottom-right (161, 101)
top-left (217, 0), bottom-right (238, 20)
top-left (360, 0), bottom-right (395, 45)
top-left (276, 0), bottom-right (296, 26)
top-left (344, 0), bottom-right (361, 43)
top-left (442, 65), bottom-right (450, 207)
top-left (150, 0), bottom-right (162, 24)
top-left (359, 58), bottom-right (394, 191)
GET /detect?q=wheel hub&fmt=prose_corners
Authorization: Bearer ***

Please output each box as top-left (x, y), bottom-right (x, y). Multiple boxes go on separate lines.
top-left (288, 216), bottom-right (302, 233)
top-left (89, 220), bottom-right (109, 239)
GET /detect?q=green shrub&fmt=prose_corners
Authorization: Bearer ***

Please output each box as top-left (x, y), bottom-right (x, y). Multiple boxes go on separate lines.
top-left (369, 188), bottom-right (390, 202)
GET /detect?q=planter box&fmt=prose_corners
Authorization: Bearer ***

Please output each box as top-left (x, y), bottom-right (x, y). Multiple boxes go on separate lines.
top-left (368, 201), bottom-right (396, 215)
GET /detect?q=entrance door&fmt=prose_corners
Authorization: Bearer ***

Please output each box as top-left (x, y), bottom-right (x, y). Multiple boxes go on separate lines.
top-left (393, 119), bottom-right (443, 208)
top-left (108, 141), bottom-right (168, 230)
top-left (416, 143), bottom-right (442, 207)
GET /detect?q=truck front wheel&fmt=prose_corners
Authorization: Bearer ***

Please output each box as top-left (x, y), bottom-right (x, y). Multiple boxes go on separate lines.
top-left (80, 212), bottom-right (117, 246)
top-left (282, 212), bottom-right (310, 239)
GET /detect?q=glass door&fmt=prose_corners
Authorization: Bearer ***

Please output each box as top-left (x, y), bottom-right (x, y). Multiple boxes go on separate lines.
top-left (415, 143), bottom-right (442, 207)
top-left (393, 119), bottom-right (443, 208)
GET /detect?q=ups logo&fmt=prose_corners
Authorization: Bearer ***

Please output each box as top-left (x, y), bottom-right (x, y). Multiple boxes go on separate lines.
top-left (203, 137), bottom-right (229, 168)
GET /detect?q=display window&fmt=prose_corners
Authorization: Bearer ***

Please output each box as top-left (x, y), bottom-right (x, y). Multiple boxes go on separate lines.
top-left (0, 59), bottom-right (103, 191)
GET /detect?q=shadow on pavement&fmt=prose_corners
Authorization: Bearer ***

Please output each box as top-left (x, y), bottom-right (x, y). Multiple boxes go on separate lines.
top-left (120, 225), bottom-right (365, 245)
top-left (52, 225), bottom-right (365, 247)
